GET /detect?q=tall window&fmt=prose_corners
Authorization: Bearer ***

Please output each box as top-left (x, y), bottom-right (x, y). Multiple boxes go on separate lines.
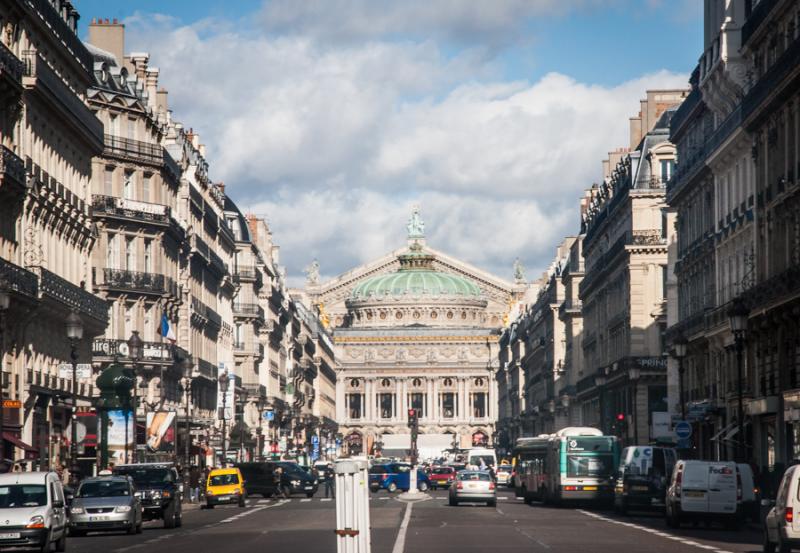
top-left (347, 394), bottom-right (363, 419)
top-left (472, 392), bottom-right (486, 419)
top-left (144, 239), bottom-right (152, 274)
top-left (660, 159), bottom-right (675, 183)
top-left (123, 171), bottom-right (134, 199)
top-left (234, 324), bottom-right (242, 347)
top-left (379, 393), bottom-right (394, 419)
top-left (125, 237), bottom-right (135, 271)
top-left (442, 393), bottom-right (456, 418)
top-left (104, 167), bottom-right (113, 196)
top-left (109, 114), bottom-right (119, 136)
top-left (106, 234), bottom-right (118, 269)
top-left (410, 392), bottom-right (425, 418)
top-left (142, 174), bottom-right (151, 202)
top-left (127, 118), bottom-right (136, 140)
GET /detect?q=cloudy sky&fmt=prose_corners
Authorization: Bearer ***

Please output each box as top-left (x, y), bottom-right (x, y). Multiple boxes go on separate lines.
top-left (79, 0), bottom-right (701, 286)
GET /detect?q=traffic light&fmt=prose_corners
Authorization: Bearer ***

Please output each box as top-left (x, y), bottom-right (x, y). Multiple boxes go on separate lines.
top-left (616, 413), bottom-right (625, 422)
top-left (408, 408), bottom-right (417, 428)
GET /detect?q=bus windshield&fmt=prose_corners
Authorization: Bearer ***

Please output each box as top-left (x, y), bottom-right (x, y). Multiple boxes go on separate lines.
top-left (566, 455), bottom-right (615, 478)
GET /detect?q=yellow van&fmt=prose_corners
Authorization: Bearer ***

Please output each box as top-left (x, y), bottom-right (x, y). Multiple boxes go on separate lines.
top-left (205, 467), bottom-right (246, 508)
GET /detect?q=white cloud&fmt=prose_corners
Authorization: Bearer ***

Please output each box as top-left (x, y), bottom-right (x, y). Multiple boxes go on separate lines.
top-left (122, 11), bottom-right (688, 285)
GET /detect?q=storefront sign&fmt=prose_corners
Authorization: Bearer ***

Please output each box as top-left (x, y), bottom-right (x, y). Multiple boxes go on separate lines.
top-left (1, 399), bottom-right (21, 409)
top-left (57, 363), bottom-right (93, 379)
top-left (116, 197), bottom-right (167, 216)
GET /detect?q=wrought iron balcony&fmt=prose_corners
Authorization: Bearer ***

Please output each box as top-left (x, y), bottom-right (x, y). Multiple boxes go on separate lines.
top-left (97, 268), bottom-right (178, 297)
top-left (196, 358), bottom-right (217, 380)
top-left (0, 145), bottom-right (26, 197)
top-left (0, 257), bottom-right (38, 299)
top-left (92, 195), bottom-right (171, 226)
top-left (39, 268), bottom-right (108, 324)
top-left (233, 342), bottom-right (263, 357)
top-left (209, 248), bottom-right (228, 277)
top-left (103, 134), bottom-right (163, 166)
top-left (191, 297), bottom-right (222, 331)
top-left (743, 37), bottom-right (800, 122)
top-left (21, 51), bottom-right (103, 152)
top-left (242, 382), bottom-right (266, 399)
top-left (742, 0), bottom-right (777, 47)
top-left (232, 265), bottom-right (262, 285)
top-left (0, 41), bottom-right (24, 93)
top-left (631, 229), bottom-right (667, 246)
top-left (233, 302), bottom-right (265, 320)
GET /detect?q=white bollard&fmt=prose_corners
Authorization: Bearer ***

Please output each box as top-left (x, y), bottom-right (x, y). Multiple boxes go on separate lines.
top-left (408, 464), bottom-right (418, 495)
top-left (335, 459), bottom-right (371, 553)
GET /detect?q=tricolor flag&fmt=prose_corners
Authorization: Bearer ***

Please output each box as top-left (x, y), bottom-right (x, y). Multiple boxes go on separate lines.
top-left (159, 313), bottom-right (176, 342)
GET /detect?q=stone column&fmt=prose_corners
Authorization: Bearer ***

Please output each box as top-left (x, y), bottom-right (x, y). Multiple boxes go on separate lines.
top-left (336, 377), bottom-right (346, 422)
top-left (459, 377), bottom-right (467, 422)
top-left (400, 378), bottom-right (408, 422)
top-left (426, 377), bottom-right (433, 421)
top-left (365, 378), bottom-right (374, 422)
top-left (432, 377), bottom-right (439, 423)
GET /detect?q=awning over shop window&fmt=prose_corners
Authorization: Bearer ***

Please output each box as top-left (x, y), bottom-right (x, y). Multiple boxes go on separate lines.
top-left (710, 422), bottom-right (735, 442)
top-left (2, 433), bottom-right (38, 453)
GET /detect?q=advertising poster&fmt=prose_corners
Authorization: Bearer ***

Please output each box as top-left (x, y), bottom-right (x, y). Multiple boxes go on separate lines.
top-left (146, 411), bottom-right (177, 453)
top-left (106, 409), bottom-right (134, 462)
top-left (75, 411), bottom-right (98, 455)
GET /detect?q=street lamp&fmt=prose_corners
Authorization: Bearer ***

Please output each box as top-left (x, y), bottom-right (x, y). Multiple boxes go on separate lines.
top-left (0, 287), bottom-right (10, 464)
top-left (237, 395), bottom-right (247, 463)
top-left (65, 311), bottom-right (84, 474)
top-left (628, 366), bottom-right (641, 445)
top-left (595, 371), bottom-right (607, 433)
top-left (127, 331), bottom-right (143, 463)
top-left (672, 334), bottom-right (688, 421)
top-left (180, 354), bottom-right (193, 470)
top-left (218, 370), bottom-right (229, 467)
top-left (728, 298), bottom-right (749, 462)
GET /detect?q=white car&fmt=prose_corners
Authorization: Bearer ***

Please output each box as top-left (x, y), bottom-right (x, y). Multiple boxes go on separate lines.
top-left (764, 464), bottom-right (800, 553)
top-left (665, 460), bottom-right (741, 530)
top-left (0, 471), bottom-right (68, 551)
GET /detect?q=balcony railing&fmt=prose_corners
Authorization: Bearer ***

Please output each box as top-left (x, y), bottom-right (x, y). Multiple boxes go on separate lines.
top-left (743, 37), bottom-right (800, 122)
top-left (98, 268), bottom-right (178, 297)
top-left (0, 145), bottom-right (26, 195)
top-left (21, 51), bottom-right (103, 150)
top-left (196, 358), bottom-right (217, 380)
top-left (103, 134), bottom-right (163, 165)
top-left (742, 0), bottom-right (777, 47)
top-left (191, 297), bottom-right (222, 330)
top-left (92, 195), bottom-right (171, 225)
top-left (40, 268), bottom-right (108, 324)
top-left (233, 303), bottom-right (264, 319)
top-left (209, 248), bottom-right (228, 277)
top-left (0, 257), bottom-right (38, 299)
top-left (232, 266), bottom-right (260, 283)
top-left (631, 229), bottom-right (667, 246)
top-left (669, 86), bottom-right (701, 137)
top-left (0, 41), bottom-right (24, 88)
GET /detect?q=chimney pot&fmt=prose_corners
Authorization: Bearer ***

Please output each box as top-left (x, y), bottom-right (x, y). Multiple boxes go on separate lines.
top-left (112, 18), bottom-right (118, 24)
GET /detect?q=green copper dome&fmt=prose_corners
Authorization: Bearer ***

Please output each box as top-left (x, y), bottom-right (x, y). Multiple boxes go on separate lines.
top-left (350, 243), bottom-right (482, 300)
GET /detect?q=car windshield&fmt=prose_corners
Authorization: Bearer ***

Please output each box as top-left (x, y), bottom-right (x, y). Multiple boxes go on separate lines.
top-left (458, 472), bottom-right (491, 482)
top-left (497, 466), bottom-right (512, 473)
top-left (0, 484), bottom-right (47, 508)
top-left (115, 467), bottom-right (174, 486)
top-left (78, 481), bottom-right (130, 498)
top-left (432, 468), bottom-right (453, 475)
top-left (469, 456), bottom-right (495, 467)
top-left (209, 474), bottom-right (240, 486)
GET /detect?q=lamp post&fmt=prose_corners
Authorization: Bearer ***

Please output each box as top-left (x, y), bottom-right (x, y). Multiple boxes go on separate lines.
top-left (127, 331), bottom-right (143, 463)
top-left (65, 311), bottom-right (84, 473)
top-left (237, 395), bottom-right (247, 463)
top-left (595, 372), bottom-right (607, 433)
top-left (672, 334), bottom-right (688, 421)
top-left (628, 366), bottom-right (641, 445)
top-left (218, 370), bottom-right (229, 467)
top-left (0, 287), bottom-right (11, 464)
top-left (728, 298), bottom-right (749, 462)
top-left (181, 354), bottom-right (193, 469)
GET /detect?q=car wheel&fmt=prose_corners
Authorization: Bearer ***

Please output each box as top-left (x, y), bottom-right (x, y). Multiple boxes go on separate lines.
top-left (418, 481), bottom-right (429, 492)
top-left (176, 511), bottom-right (183, 527)
top-left (388, 482), bottom-right (398, 493)
top-left (164, 504), bottom-right (177, 529)
top-left (39, 534), bottom-right (51, 553)
top-left (136, 521), bottom-right (143, 534)
top-left (763, 529), bottom-right (776, 553)
top-left (239, 495), bottom-right (247, 507)
top-left (449, 497), bottom-right (457, 506)
top-left (523, 488), bottom-right (533, 505)
top-left (55, 533), bottom-right (66, 552)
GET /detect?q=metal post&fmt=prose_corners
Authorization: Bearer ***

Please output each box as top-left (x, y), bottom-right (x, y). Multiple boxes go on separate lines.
top-left (632, 383), bottom-right (639, 445)
top-left (239, 401), bottom-right (245, 462)
top-left (678, 357), bottom-right (686, 420)
top-left (736, 338), bottom-right (745, 463)
top-left (70, 341), bottom-right (79, 471)
top-left (0, 309), bottom-right (6, 463)
top-left (335, 459), bottom-right (371, 553)
top-left (598, 386), bottom-right (605, 434)
top-left (221, 392), bottom-right (228, 467)
top-left (184, 378), bottom-right (191, 468)
top-left (131, 364), bottom-right (137, 463)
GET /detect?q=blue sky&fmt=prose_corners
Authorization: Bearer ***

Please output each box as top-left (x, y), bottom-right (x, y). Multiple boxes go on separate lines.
top-left (75, 0), bottom-right (702, 285)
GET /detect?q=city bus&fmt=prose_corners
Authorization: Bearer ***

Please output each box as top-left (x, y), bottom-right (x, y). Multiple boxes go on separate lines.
top-left (516, 427), bottom-right (620, 505)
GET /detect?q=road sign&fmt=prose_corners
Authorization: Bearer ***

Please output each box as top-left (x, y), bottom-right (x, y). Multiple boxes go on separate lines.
top-left (2, 399), bottom-right (21, 409)
top-left (263, 411), bottom-right (275, 421)
top-left (311, 435), bottom-right (319, 445)
top-left (676, 438), bottom-right (692, 449)
top-left (675, 421), bottom-right (692, 440)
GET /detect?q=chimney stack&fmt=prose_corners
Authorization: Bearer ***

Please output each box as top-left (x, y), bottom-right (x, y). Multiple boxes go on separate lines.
top-left (88, 18), bottom-right (125, 63)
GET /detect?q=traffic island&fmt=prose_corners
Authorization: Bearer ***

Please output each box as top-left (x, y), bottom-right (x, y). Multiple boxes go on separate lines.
top-left (396, 490), bottom-right (431, 503)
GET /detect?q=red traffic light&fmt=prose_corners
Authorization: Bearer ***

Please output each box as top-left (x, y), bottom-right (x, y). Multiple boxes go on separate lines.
top-left (408, 408), bottom-right (416, 418)
top-left (616, 413), bottom-right (625, 421)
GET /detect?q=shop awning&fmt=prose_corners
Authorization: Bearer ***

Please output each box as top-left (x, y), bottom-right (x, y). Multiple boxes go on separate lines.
top-left (2, 433), bottom-right (37, 453)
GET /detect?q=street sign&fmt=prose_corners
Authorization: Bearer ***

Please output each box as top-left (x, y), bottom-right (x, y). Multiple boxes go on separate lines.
top-left (57, 363), bottom-right (92, 379)
top-left (263, 411), bottom-right (275, 421)
top-left (2, 399), bottom-right (21, 409)
top-left (675, 421), bottom-right (692, 440)
top-left (676, 438), bottom-right (692, 449)
top-left (311, 435), bottom-right (319, 445)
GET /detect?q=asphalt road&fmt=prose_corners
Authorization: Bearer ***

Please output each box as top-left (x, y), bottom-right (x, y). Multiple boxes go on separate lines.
top-left (5, 489), bottom-right (766, 553)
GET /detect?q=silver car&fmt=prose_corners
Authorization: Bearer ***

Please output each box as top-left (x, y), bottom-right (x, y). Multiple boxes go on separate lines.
top-left (69, 476), bottom-right (142, 536)
top-left (448, 471), bottom-right (496, 507)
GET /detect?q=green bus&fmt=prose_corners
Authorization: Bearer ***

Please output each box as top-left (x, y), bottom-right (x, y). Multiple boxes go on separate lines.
top-left (515, 427), bottom-right (620, 505)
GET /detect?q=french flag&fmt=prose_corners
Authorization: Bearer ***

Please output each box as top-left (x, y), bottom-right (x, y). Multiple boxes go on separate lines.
top-left (159, 314), bottom-right (176, 343)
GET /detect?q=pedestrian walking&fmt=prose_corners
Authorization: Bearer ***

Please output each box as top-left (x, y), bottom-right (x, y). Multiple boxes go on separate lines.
top-left (324, 464), bottom-right (335, 499)
top-left (189, 465), bottom-right (201, 503)
top-left (274, 466), bottom-right (289, 499)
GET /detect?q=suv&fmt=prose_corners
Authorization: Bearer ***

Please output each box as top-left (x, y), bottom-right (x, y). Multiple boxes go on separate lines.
top-left (113, 463), bottom-right (182, 528)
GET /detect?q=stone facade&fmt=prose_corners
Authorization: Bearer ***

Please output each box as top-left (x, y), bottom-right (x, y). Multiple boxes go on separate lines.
top-left (306, 212), bottom-right (523, 458)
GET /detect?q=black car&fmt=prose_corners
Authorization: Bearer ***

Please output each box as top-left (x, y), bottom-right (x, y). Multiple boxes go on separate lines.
top-left (235, 462), bottom-right (318, 498)
top-left (614, 446), bottom-right (677, 515)
top-left (114, 463), bottom-right (183, 528)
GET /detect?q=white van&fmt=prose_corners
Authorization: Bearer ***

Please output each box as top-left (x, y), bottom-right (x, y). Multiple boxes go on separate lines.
top-left (665, 460), bottom-right (741, 529)
top-left (0, 472), bottom-right (68, 551)
top-left (465, 448), bottom-right (497, 470)
top-left (764, 464), bottom-right (800, 553)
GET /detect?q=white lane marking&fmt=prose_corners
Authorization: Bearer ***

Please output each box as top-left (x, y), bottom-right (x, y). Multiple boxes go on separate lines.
top-left (321, 498), bottom-right (333, 502)
top-left (496, 508), bottom-right (505, 515)
top-left (380, 497), bottom-right (390, 500)
top-left (517, 528), bottom-right (550, 549)
top-left (300, 498), bottom-right (312, 503)
top-left (577, 510), bottom-right (735, 553)
top-left (498, 496), bottom-right (509, 500)
top-left (391, 501), bottom-right (414, 553)
top-left (221, 500), bottom-right (288, 523)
